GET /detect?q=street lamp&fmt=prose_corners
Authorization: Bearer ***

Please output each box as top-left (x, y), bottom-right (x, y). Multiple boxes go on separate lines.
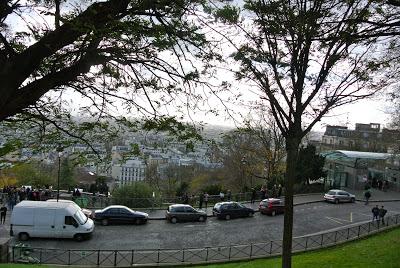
top-left (56, 147), bottom-right (63, 202)
top-left (241, 157), bottom-right (249, 188)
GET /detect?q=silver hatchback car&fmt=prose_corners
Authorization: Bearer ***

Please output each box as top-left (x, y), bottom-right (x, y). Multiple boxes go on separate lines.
top-left (324, 189), bottom-right (356, 204)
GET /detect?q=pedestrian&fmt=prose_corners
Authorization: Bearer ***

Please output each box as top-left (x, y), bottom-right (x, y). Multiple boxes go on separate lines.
top-left (183, 193), bottom-right (189, 204)
top-left (364, 190), bottom-right (371, 205)
top-left (251, 188), bottom-right (256, 204)
top-left (278, 184), bottom-right (283, 198)
top-left (372, 205), bottom-right (379, 222)
top-left (199, 192), bottom-right (204, 210)
top-left (379, 206), bottom-right (387, 225)
top-left (260, 186), bottom-right (266, 199)
top-left (226, 190), bottom-right (231, 201)
top-left (204, 192), bottom-right (209, 210)
top-left (219, 191), bottom-right (225, 202)
top-left (0, 204), bottom-right (7, 224)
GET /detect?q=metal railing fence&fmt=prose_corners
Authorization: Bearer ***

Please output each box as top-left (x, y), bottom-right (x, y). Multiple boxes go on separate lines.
top-left (10, 214), bottom-right (400, 267)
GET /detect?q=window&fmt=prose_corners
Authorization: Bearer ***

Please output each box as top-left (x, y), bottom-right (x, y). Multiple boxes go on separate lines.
top-left (185, 207), bottom-right (196, 213)
top-left (65, 216), bottom-right (78, 226)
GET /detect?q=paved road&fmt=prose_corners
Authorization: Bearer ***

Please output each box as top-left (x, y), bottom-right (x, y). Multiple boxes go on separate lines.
top-left (5, 201), bottom-right (400, 250)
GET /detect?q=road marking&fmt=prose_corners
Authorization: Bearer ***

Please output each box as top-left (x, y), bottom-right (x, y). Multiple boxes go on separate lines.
top-left (325, 217), bottom-right (344, 225)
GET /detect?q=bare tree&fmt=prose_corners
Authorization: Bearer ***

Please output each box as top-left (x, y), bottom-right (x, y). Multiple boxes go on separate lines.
top-left (213, 0), bottom-right (400, 267)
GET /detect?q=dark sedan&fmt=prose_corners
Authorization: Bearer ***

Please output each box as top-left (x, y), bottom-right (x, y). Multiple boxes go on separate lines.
top-left (94, 205), bottom-right (148, 226)
top-left (166, 204), bottom-right (207, 223)
top-left (213, 202), bottom-right (254, 220)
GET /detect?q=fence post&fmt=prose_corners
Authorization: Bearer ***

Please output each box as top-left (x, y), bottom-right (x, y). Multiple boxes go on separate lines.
top-left (68, 250), bottom-right (71, 265)
top-left (39, 249), bottom-right (42, 263)
top-left (12, 246), bottom-right (14, 262)
top-left (250, 243), bottom-right (253, 258)
top-left (358, 225), bottom-right (361, 237)
top-left (114, 250), bottom-right (117, 267)
top-left (182, 248), bottom-right (185, 263)
top-left (321, 234), bottom-right (324, 246)
top-left (368, 221), bottom-right (371, 233)
top-left (157, 249), bottom-right (160, 263)
top-left (205, 247), bottom-right (209, 261)
top-left (228, 246), bottom-right (231, 260)
top-left (305, 236), bottom-right (308, 250)
top-left (269, 241), bottom-right (273, 254)
top-left (347, 227), bottom-right (350, 240)
top-left (334, 231), bottom-right (337, 243)
top-left (131, 250), bottom-right (134, 266)
top-left (97, 250), bottom-right (100, 266)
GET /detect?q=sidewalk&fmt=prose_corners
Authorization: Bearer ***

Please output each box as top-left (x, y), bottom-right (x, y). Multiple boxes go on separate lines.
top-left (343, 188), bottom-right (400, 202)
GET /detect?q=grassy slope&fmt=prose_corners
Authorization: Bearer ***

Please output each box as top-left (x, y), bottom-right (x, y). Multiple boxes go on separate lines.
top-left (1, 227), bottom-right (399, 268)
top-left (194, 227), bottom-right (400, 268)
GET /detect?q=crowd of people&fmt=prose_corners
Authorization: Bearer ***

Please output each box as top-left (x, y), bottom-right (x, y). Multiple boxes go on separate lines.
top-left (1, 185), bottom-right (54, 210)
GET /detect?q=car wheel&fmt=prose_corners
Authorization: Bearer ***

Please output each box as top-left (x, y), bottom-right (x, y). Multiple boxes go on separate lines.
top-left (248, 212), bottom-right (254, 217)
top-left (19, 232), bottom-right (29, 241)
top-left (134, 218), bottom-right (142, 225)
top-left (334, 199), bottom-right (339, 204)
top-left (171, 217), bottom-right (178, 224)
top-left (74, 234), bottom-right (84, 242)
top-left (101, 218), bottom-right (109, 226)
top-left (271, 211), bottom-right (276, 216)
top-left (225, 214), bottom-right (231, 220)
top-left (350, 198), bottom-right (355, 203)
top-left (198, 216), bottom-right (205, 222)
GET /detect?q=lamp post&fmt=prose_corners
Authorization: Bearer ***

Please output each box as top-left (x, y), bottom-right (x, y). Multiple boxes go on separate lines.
top-left (241, 156), bottom-right (249, 188)
top-left (56, 147), bottom-right (63, 202)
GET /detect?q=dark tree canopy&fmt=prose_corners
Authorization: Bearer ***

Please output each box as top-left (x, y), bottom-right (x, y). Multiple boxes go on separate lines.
top-left (0, 0), bottom-right (217, 155)
top-left (296, 145), bottom-right (326, 185)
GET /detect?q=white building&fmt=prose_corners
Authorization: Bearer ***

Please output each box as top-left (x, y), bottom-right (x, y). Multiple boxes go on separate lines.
top-left (112, 158), bottom-right (146, 186)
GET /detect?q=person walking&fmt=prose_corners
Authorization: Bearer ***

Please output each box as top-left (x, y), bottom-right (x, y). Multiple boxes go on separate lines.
top-left (251, 188), bottom-right (256, 204)
top-left (0, 204), bottom-right (7, 224)
top-left (198, 192), bottom-right (204, 210)
top-left (204, 192), bottom-right (209, 210)
top-left (278, 184), bottom-right (283, 198)
top-left (379, 206), bottom-right (387, 225)
top-left (372, 205), bottom-right (379, 222)
top-left (226, 190), bottom-right (231, 201)
top-left (219, 191), bottom-right (225, 202)
top-left (364, 190), bottom-right (371, 205)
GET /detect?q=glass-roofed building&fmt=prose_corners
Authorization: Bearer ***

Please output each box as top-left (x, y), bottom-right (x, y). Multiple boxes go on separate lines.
top-left (322, 150), bottom-right (400, 191)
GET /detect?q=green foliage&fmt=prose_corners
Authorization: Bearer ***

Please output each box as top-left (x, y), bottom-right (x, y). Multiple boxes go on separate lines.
top-left (112, 182), bottom-right (156, 208)
top-left (10, 162), bottom-right (54, 187)
top-left (214, 5), bottom-right (240, 24)
top-left (296, 145), bottom-right (326, 184)
top-left (59, 158), bottom-right (76, 189)
top-left (176, 181), bottom-right (189, 197)
top-left (200, 184), bottom-right (222, 195)
top-left (0, 140), bottom-right (22, 158)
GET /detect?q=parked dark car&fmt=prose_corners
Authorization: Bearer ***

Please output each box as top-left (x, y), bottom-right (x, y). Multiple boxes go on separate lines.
top-left (166, 204), bottom-right (207, 224)
top-left (259, 198), bottom-right (284, 216)
top-left (94, 205), bottom-right (148, 226)
top-left (213, 202), bottom-right (254, 220)
top-left (324, 189), bottom-right (355, 204)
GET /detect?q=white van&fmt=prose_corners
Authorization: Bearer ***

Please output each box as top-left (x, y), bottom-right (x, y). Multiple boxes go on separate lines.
top-left (10, 201), bottom-right (94, 241)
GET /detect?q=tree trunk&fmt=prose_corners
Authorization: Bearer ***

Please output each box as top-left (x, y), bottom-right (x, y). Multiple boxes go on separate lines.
top-left (282, 136), bottom-right (300, 268)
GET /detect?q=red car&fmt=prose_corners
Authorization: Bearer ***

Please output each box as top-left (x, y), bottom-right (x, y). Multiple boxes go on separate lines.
top-left (259, 198), bottom-right (284, 216)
